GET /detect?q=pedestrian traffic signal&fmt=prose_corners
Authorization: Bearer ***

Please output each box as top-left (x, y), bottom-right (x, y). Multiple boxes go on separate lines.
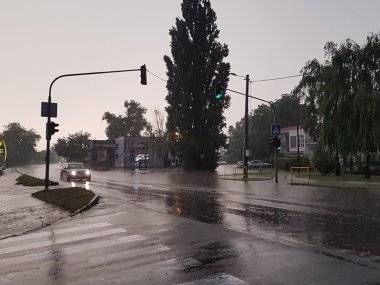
top-left (140, 64), bottom-right (147, 85)
top-left (269, 135), bottom-right (281, 151)
top-left (46, 121), bottom-right (59, 140)
top-left (275, 137), bottom-right (281, 150)
top-left (214, 82), bottom-right (226, 101)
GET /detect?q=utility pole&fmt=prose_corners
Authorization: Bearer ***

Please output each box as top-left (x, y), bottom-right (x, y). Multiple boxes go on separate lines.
top-left (243, 74), bottom-right (250, 180)
top-left (272, 107), bottom-right (278, 184)
top-left (226, 87), bottom-right (277, 183)
top-left (297, 98), bottom-right (301, 172)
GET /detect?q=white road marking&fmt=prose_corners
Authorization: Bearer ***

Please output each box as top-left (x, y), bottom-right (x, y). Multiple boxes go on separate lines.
top-left (85, 244), bottom-right (171, 267)
top-left (55, 228), bottom-right (126, 244)
top-left (0, 222), bottom-right (113, 247)
top-left (54, 222), bottom-right (113, 234)
top-left (0, 234), bottom-right (145, 266)
top-left (0, 228), bottom-right (126, 255)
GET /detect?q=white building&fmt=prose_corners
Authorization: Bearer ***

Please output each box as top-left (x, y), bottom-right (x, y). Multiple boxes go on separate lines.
top-left (279, 126), bottom-right (316, 158)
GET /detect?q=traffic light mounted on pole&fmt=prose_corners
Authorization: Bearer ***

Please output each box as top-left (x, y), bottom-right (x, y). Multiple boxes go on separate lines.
top-left (46, 121), bottom-right (59, 140)
top-left (214, 82), bottom-right (226, 101)
top-left (44, 65), bottom-right (147, 190)
top-left (275, 136), bottom-right (281, 151)
top-left (140, 65), bottom-right (147, 85)
top-left (269, 135), bottom-right (281, 151)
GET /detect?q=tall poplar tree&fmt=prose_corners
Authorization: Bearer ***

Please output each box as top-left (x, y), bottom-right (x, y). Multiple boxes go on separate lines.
top-left (164, 0), bottom-right (230, 170)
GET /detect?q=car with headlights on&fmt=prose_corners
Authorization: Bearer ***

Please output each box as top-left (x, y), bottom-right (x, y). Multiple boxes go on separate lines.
top-left (60, 163), bottom-right (91, 181)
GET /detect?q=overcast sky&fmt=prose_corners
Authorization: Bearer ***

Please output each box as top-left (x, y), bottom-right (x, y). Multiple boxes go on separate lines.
top-left (1, 0), bottom-right (379, 149)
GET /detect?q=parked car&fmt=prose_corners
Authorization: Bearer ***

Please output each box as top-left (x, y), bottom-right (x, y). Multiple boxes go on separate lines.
top-left (236, 161), bottom-right (244, 168)
top-left (248, 160), bottom-right (263, 169)
top-left (60, 163), bottom-right (91, 181)
top-left (262, 161), bottom-right (273, 168)
top-left (248, 160), bottom-right (273, 169)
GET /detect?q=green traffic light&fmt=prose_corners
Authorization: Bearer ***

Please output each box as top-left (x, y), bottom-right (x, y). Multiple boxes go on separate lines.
top-left (215, 91), bottom-right (225, 101)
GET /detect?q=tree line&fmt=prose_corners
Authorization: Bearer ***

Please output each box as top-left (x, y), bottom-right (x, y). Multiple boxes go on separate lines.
top-left (226, 34), bottom-right (380, 177)
top-left (0, 101), bottom-right (165, 166)
top-left (293, 34), bottom-right (380, 177)
top-left (225, 94), bottom-right (305, 163)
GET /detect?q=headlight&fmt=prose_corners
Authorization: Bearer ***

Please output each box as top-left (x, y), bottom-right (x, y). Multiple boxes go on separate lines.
top-left (85, 170), bottom-right (91, 175)
top-left (71, 170), bottom-right (76, 176)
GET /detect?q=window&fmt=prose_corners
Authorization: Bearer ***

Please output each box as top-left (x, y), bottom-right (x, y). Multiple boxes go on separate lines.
top-left (290, 136), bottom-right (297, 148)
top-left (299, 134), bottom-right (305, 148)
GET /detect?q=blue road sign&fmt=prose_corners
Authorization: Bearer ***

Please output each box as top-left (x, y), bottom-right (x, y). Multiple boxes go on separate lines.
top-left (41, 102), bottom-right (57, 118)
top-left (271, 124), bottom-right (281, 136)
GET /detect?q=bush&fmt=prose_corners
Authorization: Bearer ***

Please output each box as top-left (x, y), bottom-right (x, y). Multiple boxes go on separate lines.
top-left (32, 188), bottom-right (96, 213)
top-left (16, 174), bottom-right (59, 187)
top-left (278, 157), bottom-right (310, 171)
top-left (314, 144), bottom-right (334, 175)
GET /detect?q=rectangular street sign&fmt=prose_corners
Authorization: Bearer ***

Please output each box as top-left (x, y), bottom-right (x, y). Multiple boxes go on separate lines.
top-left (41, 102), bottom-right (57, 118)
top-left (271, 124), bottom-right (281, 136)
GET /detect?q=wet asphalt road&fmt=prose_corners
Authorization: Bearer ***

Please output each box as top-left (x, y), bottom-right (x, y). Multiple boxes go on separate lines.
top-left (4, 164), bottom-right (380, 284)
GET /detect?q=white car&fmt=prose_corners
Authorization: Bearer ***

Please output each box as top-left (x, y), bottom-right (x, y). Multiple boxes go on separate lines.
top-left (248, 160), bottom-right (265, 169)
top-left (60, 163), bottom-right (91, 181)
top-left (236, 161), bottom-right (244, 168)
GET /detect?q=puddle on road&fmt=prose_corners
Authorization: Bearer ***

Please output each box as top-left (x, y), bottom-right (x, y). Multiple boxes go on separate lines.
top-left (92, 172), bottom-right (380, 257)
top-left (163, 188), bottom-right (380, 256)
top-left (183, 241), bottom-right (237, 273)
top-left (165, 191), bottom-right (223, 224)
top-left (228, 204), bottom-right (380, 256)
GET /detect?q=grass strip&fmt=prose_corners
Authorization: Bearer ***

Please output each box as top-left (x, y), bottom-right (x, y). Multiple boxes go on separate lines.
top-left (16, 174), bottom-right (59, 187)
top-left (32, 188), bottom-right (96, 213)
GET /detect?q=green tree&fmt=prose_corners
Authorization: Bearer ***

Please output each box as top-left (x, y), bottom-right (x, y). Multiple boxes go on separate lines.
top-left (164, 0), bottom-right (230, 170)
top-left (53, 131), bottom-right (91, 162)
top-left (294, 34), bottom-right (380, 177)
top-left (225, 94), bottom-right (303, 162)
top-left (102, 100), bottom-right (150, 139)
top-left (0, 123), bottom-right (40, 166)
top-left (32, 150), bottom-right (58, 164)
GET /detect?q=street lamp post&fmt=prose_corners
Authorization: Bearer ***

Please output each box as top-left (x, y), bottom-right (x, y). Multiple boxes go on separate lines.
top-left (44, 66), bottom-right (146, 190)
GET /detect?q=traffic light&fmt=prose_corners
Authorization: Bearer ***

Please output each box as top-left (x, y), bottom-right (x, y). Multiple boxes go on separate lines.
top-left (214, 82), bottom-right (226, 101)
top-left (274, 136), bottom-right (281, 151)
top-left (46, 121), bottom-right (59, 140)
top-left (269, 135), bottom-right (281, 151)
top-left (140, 64), bottom-right (147, 85)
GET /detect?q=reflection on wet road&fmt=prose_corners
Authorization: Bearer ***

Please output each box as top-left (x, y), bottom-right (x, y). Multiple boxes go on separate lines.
top-left (24, 165), bottom-right (380, 259)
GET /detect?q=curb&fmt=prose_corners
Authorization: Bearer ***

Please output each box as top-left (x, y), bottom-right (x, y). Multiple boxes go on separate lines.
top-left (70, 194), bottom-right (101, 216)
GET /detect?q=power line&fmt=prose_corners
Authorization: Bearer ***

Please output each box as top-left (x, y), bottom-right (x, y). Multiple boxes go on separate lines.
top-left (147, 69), bottom-right (167, 82)
top-left (147, 68), bottom-right (302, 84)
top-left (251, 74), bottom-right (302, 83)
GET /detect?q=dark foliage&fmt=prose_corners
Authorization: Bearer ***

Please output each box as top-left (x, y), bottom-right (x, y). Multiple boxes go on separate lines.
top-left (164, 0), bottom-right (230, 170)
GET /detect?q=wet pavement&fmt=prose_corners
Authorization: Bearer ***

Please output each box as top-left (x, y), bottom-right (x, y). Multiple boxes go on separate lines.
top-left (0, 168), bottom-right (68, 240)
top-left (3, 164), bottom-right (379, 284)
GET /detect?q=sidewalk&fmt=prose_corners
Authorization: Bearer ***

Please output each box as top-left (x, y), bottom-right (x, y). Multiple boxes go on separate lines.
top-left (0, 169), bottom-right (68, 239)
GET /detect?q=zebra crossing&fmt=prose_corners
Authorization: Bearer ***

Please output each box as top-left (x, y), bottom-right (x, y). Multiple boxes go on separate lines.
top-left (0, 221), bottom-right (247, 285)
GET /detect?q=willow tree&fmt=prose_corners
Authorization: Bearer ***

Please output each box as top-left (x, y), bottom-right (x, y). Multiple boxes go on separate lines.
top-left (164, 0), bottom-right (230, 170)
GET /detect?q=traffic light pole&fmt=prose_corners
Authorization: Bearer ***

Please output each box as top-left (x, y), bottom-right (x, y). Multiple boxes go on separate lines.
top-left (44, 91), bottom-right (52, 190)
top-left (44, 67), bottom-right (144, 190)
top-left (243, 75), bottom-right (250, 180)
